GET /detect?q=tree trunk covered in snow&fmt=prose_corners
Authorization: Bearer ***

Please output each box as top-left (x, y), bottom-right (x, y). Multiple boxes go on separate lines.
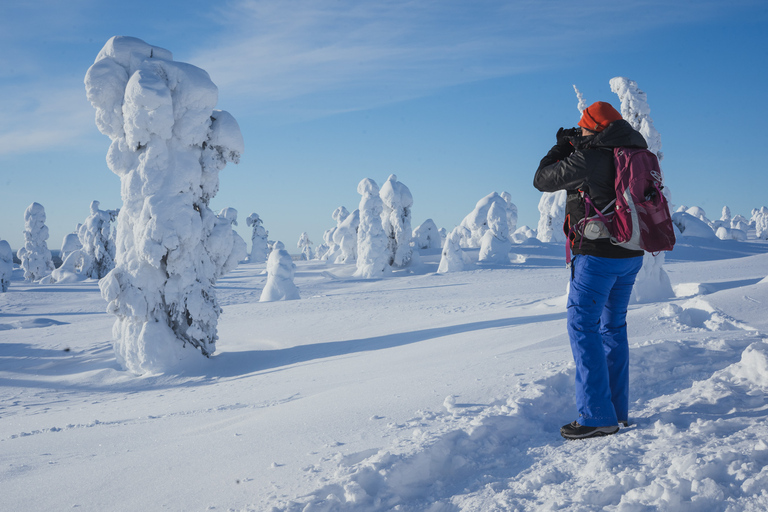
top-left (85, 36), bottom-right (245, 374)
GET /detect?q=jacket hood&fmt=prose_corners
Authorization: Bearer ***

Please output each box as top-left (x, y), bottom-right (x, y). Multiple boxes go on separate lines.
top-left (578, 119), bottom-right (648, 150)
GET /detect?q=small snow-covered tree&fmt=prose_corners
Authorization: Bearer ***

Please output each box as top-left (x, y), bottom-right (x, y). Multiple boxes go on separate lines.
top-left (86, 36), bottom-right (245, 374)
top-left (437, 227), bottom-right (469, 273)
top-left (320, 206), bottom-right (349, 261)
top-left (412, 219), bottom-right (441, 250)
top-left (380, 174), bottom-right (414, 267)
top-left (573, 85), bottom-right (587, 114)
top-left (213, 208), bottom-right (247, 271)
top-left (731, 214), bottom-right (750, 232)
top-left (500, 191), bottom-right (518, 235)
top-left (246, 213), bottom-right (269, 263)
top-left (218, 207), bottom-right (239, 226)
top-left (260, 242), bottom-right (300, 301)
top-left (610, 77), bottom-right (674, 303)
top-left (77, 201), bottom-right (119, 279)
top-left (297, 232), bottom-right (313, 260)
top-left (479, 202), bottom-right (512, 263)
top-left (355, 178), bottom-right (389, 278)
top-left (536, 191), bottom-right (567, 243)
top-left (61, 232), bottom-right (83, 263)
top-left (753, 207), bottom-right (768, 240)
top-left (17, 202), bottom-right (54, 281)
top-left (511, 225), bottom-right (537, 243)
top-left (333, 209), bottom-right (360, 263)
top-left (459, 192), bottom-right (512, 247)
top-left (0, 240), bottom-right (13, 292)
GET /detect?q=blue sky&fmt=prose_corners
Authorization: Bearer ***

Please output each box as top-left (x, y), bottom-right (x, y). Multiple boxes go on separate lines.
top-left (1, 0), bottom-right (767, 252)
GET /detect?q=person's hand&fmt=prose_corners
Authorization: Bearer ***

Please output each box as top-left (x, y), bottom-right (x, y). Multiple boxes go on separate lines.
top-left (556, 127), bottom-right (580, 145)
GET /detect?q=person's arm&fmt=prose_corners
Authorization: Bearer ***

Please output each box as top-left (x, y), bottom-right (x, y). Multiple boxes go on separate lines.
top-left (533, 140), bottom-right (590, 193)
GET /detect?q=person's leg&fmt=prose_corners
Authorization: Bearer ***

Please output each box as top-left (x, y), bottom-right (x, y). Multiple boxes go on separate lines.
top-left (567, 255), bottom-right (618, 427)
top-left (600, 256), bottom-right (643, 424)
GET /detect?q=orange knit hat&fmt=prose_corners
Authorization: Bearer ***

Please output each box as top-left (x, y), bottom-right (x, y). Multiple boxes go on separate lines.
top-left (578, 101), bottom-right (623, 132)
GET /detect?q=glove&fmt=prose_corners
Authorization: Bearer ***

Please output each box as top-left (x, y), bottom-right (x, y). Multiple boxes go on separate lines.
top-left (556, 127), bottom-right (580, 146)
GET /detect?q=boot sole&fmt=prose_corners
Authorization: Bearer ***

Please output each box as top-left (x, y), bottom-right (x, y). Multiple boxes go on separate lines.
top-left (561, 426), bottom-right (619, 440)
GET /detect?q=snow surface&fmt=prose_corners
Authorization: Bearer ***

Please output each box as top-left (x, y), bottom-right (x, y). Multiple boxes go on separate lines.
top-left (2, 237), bottom-right (768, 511)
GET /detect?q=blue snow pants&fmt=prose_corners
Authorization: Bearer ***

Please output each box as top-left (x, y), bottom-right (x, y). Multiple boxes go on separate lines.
top-left (567, 254), bottom-right (643, 427)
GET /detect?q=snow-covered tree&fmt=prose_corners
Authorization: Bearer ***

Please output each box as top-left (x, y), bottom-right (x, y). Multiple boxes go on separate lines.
top-left (297, 232), bottom-right (313, 260)
top-left (511, 225), bottom-right (537, 243)
top-left (320, 206), bottom-right (349, 262)
top-left (212, 208), bottom-right (247, 272)
top-left (61, 232), bottom-right (83, 263)
top-left (610, 77), bottom-right (674, 303)
top-left (355, 178), bottom-right (389, 278)
top-left (716, 226), bottom-right (747, 241)
top-left (479, 202), bottom-right (512, 263)
top-left (573, 84), bottom-right (587, 114)
top-left (246, 213), bottom-right (269, 263)
top-left (380, 174), bottom-right (414, 267)
top-left (333, 209), bottom-right (360, 263)
top-left (753, 207), bottom-right (768, 240)
top-left (77, 201), bottom-right (119, 279)
top-left (86, 36), bottom-right (245, 374)
top-left (17, 202), bottom-right (54, 281)
top-left (437, 227), bottom-right (469, 273)
top-left (459, 192), bottom-right (513, 247)
top-left (500, 191), bottom-right (518, 235)
top-left (731, 214), bottom-right (750, 232)
top-left (610, 77), bottom-right (663, 162)
top-left (536, 191), bottom-right (567, 243)
top-left (260, 242), bottom-right (300, 301)
top-left (412, 219), bottom-right (441, 250)
top-left (0, 240), bottom-right (13, 292)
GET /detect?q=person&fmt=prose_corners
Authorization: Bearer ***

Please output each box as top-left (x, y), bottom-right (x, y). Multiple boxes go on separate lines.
top-left (533, 101), bottom-right (647, 440)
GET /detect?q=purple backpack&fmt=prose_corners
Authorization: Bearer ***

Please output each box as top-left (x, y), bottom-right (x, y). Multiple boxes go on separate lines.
top-left (577, 147), bottom-right (676, 254)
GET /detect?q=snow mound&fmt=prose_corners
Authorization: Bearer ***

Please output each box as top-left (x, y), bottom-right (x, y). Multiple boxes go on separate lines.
top-left (658, 299), bottom-right (755, 332)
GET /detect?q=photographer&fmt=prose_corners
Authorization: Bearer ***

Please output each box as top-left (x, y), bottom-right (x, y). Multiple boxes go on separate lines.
top-left (533, 101), bottom-right (646, 440)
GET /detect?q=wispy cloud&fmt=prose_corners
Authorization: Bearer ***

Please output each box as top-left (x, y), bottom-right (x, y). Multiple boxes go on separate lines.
top-left (190, 0), bottom-right (753, 120)
top-left (0, 84), bottom-right (97, 156)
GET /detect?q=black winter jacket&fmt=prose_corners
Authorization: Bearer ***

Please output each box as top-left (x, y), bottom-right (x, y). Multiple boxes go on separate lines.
top-left (533, 119), bottom-right (645, 259)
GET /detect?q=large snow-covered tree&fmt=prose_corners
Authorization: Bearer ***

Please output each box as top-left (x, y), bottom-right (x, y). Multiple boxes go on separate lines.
top-left (379, 174), bottom-right (413, 267)
top-left (355, 178), bottom-right (389, 278)
top-left (0, 240), bottom-right (13, 292)
top-left (85, 36), bottom-right (245, 374)
top-left (17, 202), bottom-right (54, 281)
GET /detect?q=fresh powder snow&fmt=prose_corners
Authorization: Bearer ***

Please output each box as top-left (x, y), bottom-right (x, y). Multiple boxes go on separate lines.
top-left (2, 235), bottom-right (768, 511)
